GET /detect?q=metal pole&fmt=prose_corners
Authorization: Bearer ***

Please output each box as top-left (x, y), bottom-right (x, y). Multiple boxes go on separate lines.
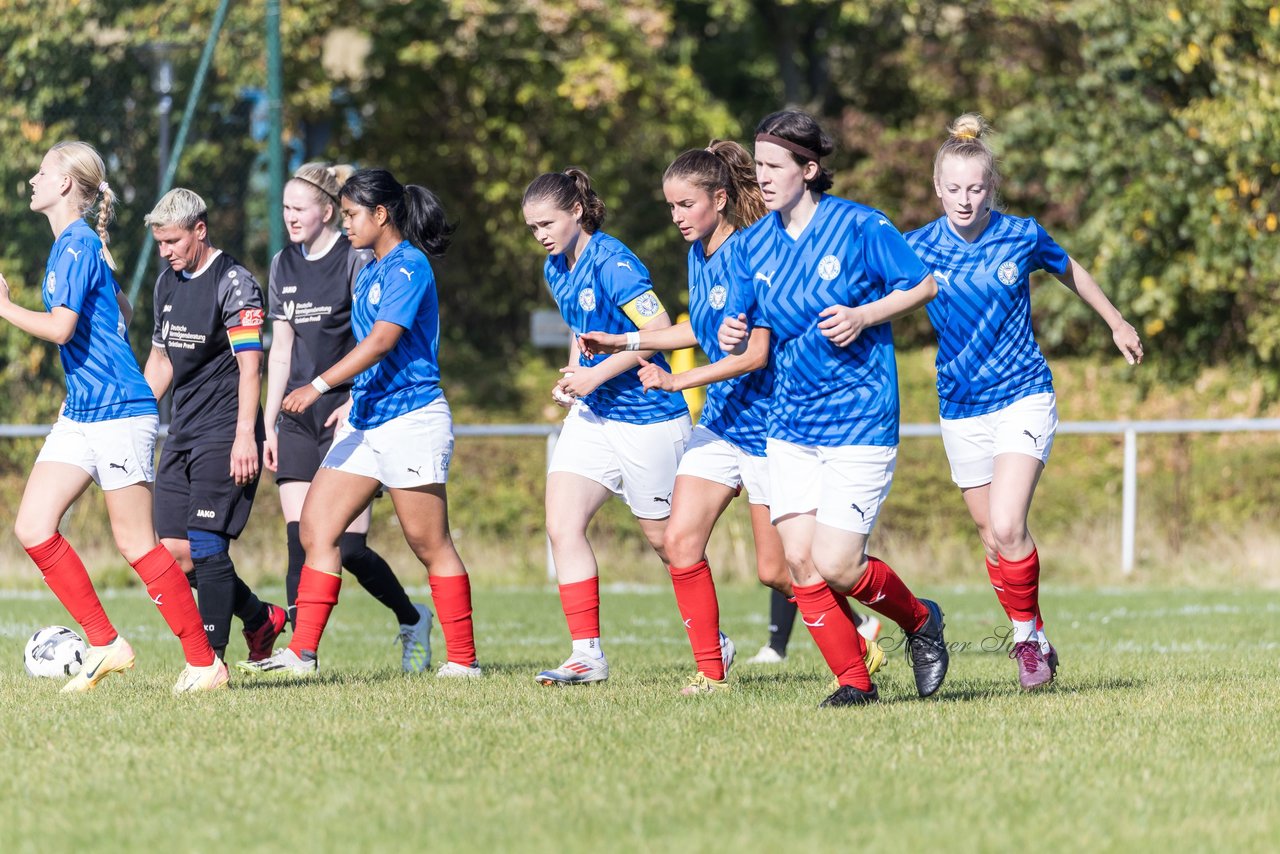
top-left (127, 0), bottom-right (234, 304)
top-left (266, 0), bottom-right (284, 261)
top-left (545, 429), bottom-right (559, 582)
top-left (1122, 428), bottom-right (1137, 574)
top-left (156, 57), bottom-right (173, 188)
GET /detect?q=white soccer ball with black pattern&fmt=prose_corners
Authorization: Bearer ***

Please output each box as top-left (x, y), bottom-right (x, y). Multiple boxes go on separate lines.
top-left (23, 626), bottom-right (86, 678)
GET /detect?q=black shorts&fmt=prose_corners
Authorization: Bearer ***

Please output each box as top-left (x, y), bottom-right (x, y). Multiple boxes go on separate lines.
top-left (274, 391), bottom-right (349, 484)
top-left (155, 440), bottom-right (262, 539)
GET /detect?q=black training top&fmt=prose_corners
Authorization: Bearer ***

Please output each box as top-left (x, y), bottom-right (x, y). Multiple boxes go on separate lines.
top-left (152, 251), bottom-right (265, 450)
top-left (268, 236), bottom-right (372, 394)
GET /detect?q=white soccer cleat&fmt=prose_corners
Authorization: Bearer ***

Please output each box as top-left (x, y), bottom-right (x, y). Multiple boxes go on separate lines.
top-left (535, 651), bottom-right (609, 685)
top-left (61, 636), bottom-right (135, 693)
top-left (399, 603), bottom-right (433, 673)
top-left (745, 644), bottom-right (785, 665)
top-left (720, 631), bottom-right (736, 675)
top-left (436, 661), bottom-right (482, 678)
top-left (234, 647), bottom-right (318, 678)
top-left (173, 657), bottom-right (230, 694)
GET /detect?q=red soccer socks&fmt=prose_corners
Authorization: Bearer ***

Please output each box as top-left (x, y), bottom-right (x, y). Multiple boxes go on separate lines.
top-left (132, 544), bottom-right (216, 666)
top-left (999, 548), bottom-right (1041, 623)
top-left (429, 573), bottom-right (478, 666)
top-left (851, 555), bottom-right (930, 633)
top-left (558, 577), bottom-right (601, 640)
top-left (793, 580), bottom-right (872, 690)
top-left (289, 566), bottom-right (342, 655)
top-left (669, 560), bottom-right (724, 680)
top-left (25, 534), bottom-right (117, 647)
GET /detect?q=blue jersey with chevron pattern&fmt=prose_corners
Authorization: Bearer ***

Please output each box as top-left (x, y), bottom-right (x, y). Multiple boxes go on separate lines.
top-left (687, 231), bottom-right (772, 456)
top-left (545, 232), bottom-right (688, 425)
top-left (739, 196), bottom-right (928, 447)
top-left (41, 220), bottom-right (156, 422)
top-left (348, 241), bottom-right (443, 429)
top-left (905, 212), bottom-right (1069, 419)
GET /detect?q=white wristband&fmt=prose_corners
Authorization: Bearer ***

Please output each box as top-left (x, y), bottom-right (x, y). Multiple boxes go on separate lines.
top-left (311, 376), bottom-right (331, 394)
top-left (625, 331), bottom-right (641, 351)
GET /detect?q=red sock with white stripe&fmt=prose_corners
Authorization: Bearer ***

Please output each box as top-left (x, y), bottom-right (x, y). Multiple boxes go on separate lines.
top-left (999, 548), bottom-right (1041, 643)
top-left (669, 560), bottom-right (723, 680)
top-left (429, 573), bottom-right (477, 665)
top-left (131, 544), bottom-right (216, 666)
top-left (851, 555), bottom-right (929, 633)
top-left (25, 534), bottom-right (117, 647)
top-left (289, 567), bottom-right (341, 655)
top-left (793, 580), bottom-right (871, 690)
top-left (559, 577), bottom-right (603, 658)
top-left (985, 555), bottom-right (1017, 621)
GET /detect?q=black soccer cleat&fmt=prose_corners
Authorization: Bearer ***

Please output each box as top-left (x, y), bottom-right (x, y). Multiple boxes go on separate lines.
top-left (819, 683), bottom-right (879, 708)
top-left (905, 598), bottom-right (949, 698)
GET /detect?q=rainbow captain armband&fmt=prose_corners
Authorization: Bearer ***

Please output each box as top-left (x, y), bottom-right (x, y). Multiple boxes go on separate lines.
top-left (621, 290), bottom-right (666, 328)
top-left (227, 325), bottom-right (263, 353)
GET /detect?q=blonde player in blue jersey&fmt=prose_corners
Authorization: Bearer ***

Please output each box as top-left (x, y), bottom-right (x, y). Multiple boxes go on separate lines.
top-left (0, 141), bottom-right (222, 693)
top-left (522, 168), bottom-right (695, 686)
top-left (239, 168), bottom-right (480, 679)
top-left (721, 110), bottom-right (949, 707)
top-left (906, 114), bottom-right (1142, 690)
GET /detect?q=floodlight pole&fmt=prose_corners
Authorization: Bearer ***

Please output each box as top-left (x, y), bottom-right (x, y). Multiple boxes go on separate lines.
top-left (266, 0), bottom-right (284, 261)
top-left (126, 0), bottom-right (234, 304)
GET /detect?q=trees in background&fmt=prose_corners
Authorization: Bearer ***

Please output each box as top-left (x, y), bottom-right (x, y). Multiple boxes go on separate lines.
top-left (1, 0), bottom-right (1277, 422)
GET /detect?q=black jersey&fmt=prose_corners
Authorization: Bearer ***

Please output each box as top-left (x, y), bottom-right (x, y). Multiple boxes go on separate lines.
top-left (152, 251), bottom-right (265, 450)
top-left (267, 236), bottom-right (372, 394)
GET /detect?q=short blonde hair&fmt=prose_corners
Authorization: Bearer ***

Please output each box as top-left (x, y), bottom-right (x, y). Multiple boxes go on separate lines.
top-left (144, 187), bottom-right (208, 230)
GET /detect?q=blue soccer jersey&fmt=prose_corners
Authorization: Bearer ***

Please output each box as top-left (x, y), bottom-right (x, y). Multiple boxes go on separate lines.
top-left (905, 212), bottom-right (1070, 419)
top-left (544, 232), bottom-right (688, 425)
top-left (739, 196), bottom-right (929, 447)
top-left (42, 220), bottom-right (156, 422)
top-left (348, 240), bottom-right (443, 429)
top-left (687, 231), bottom-right (772, 456)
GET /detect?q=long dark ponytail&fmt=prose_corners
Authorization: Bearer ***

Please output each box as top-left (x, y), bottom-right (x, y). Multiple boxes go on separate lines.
top-left (339, 168), bottom-right (456, 256)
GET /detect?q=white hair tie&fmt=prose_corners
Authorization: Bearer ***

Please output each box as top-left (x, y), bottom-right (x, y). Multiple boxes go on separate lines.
top-left (98, 181), bottom-right (109, 193)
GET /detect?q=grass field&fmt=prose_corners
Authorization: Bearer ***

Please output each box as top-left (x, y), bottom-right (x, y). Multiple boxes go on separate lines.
top-left (2, 583), bottom-right (1278, 852)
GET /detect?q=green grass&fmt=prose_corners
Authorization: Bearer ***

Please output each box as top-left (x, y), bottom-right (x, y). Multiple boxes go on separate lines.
top-left (3, 584), bottom-right (1278, 852)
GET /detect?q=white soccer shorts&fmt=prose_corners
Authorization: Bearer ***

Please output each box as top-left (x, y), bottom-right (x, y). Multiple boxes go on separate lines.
top-left (676, 424), bottom-right (770, 506)
top-left (548, 401), bottom-right (692, 520)
top-left (36, 413), bottom-right (158, 490)
top-left (940, 392), bottom-right (1058, 488)
top-left (322, 396), bottom-right (454, 488)
top-left (766, 438), bottom-right (896, 535)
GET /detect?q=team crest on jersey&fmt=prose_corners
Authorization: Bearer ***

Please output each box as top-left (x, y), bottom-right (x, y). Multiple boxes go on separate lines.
top-left (44, 271), bottom-right (56, 294)
top-left (369, 282), bottom-right (382, 305)
top-left (709, 285), bottom-right (728, 310)
top-left (578, 288), bottom-right (596, 312)
top-left (817, 254), bottom-right (841, 280)
top-left (634, 292), bottom-right (660, 317)
top-left (239, 308), bottom-right (264, 327)
top-left (997, 260), bottom-right (1019, 286)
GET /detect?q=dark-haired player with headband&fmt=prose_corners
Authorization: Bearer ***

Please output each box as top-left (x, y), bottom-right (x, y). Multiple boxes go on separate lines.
top-left (906, 113), bottom-right (1142, 690)
top-left (240, 168), bottom-right (480, 680)
top-left (144, 187), bottom-right (285, 669)
top-left (265, 162), bottom-right (433, 672)
top-left (522, 167), bottom-right (702, 687)
top-left (721, 110), bottom-right (948, 707)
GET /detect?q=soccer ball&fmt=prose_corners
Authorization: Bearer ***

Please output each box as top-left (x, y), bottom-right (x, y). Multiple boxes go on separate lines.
top-left (23, 626), bottom-right (87, 678)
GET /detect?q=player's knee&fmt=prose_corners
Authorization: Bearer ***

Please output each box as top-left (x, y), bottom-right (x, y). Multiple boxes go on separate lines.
top-left (13, 515), bottom-right (54, 550)
top-left (545, 515), bottom-right (587, 550)
top-left (662, 525), bottom-right (702, 567)
top-left (990, 517), bottom-right (1029, 555)
top-left (298, 518), bottom-right (340, 557)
